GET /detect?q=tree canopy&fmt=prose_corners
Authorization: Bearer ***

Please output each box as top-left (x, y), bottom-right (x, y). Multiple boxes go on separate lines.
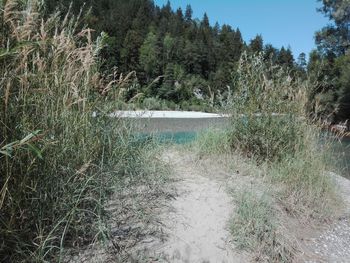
top-left (44, 0), bottom-right (299, 104)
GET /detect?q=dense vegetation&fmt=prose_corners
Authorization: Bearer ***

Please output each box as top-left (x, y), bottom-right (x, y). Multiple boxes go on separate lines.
top-left (308, 0), bottom-right (350, 122)
top-left (42, 0), bottom-right (299, 111)
top-left (0, 1), bottom-right (167, 261)
top-left (41, 0), bottom-right (350, 121)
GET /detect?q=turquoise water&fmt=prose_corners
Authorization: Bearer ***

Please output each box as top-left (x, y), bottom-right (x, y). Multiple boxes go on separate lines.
top-left (132, 118), bottom-right (227, 145)
top-left (137, 131), bottom-right (198, 144)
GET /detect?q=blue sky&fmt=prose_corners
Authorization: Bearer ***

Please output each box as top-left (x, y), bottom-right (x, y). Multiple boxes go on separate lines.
top-left (154, 0), bottom-right (330, 59)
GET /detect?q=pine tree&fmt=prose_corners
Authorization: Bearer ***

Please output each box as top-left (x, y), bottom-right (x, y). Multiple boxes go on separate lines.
top-left (277, 47), bottom-right (294, 68)
top-left (185, 5), bottom-right (193, 22)
top-left (249, 35), bottom-right (263, 54)
top-left (297, 52), bottom-right (307, 69)
top-left (263, 44), bottom-right (278, 62)
top-left (233, 28), bottom-right (244, 61)
top-left (121, 30), bottom-right (144, 71)
top-left (202, 13), bottom-right (210, 28)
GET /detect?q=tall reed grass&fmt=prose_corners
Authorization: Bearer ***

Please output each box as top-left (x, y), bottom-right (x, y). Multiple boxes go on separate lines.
top-left (229, 53), bottom-right (308, 162)
top-left (228, 53), bottom-right (338, 217)
top-left (0, 1), bottom-right (164, 261)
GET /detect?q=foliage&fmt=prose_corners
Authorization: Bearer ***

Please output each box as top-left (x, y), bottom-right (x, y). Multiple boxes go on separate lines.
top-left (316, 0), bottom-right (350, 56)
top-left (309, 0), bottom-right (350, 121)
top-left (42, 0), bottom-right (299, 107)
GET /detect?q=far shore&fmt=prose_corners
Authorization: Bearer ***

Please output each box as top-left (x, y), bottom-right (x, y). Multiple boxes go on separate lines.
top-left (109, 110), bottom-right (230, 119)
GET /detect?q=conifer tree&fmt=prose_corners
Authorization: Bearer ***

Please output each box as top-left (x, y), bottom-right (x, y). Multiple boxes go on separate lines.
top-left (249, 35), bottom-right (264, 54)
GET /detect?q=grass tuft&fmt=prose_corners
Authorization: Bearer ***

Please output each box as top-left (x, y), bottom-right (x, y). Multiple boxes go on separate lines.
top-left (231, 190), bottom-right (296, 262)
top-left (190, 128), bottom-right (231, 156)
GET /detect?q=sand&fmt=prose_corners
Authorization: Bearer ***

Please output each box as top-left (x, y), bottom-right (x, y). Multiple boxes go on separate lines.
top-left (110, 110), bottom-right (229, 119)
top-left (147, 149), bottom-right (248, 263)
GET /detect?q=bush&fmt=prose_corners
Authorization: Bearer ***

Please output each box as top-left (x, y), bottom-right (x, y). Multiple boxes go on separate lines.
top-left (142, 97), bottom-right (163, 110)
top-left (219, 53), bottom-right (339, 261)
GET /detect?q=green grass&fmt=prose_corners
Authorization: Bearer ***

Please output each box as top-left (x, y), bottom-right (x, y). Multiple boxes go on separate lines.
top-left (231, 190), bottom-right (295, 262)
top-left (190, 128), bottom-right (231, 156)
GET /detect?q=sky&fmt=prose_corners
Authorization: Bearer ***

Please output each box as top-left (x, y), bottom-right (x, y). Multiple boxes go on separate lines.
top-left (154, 0), bottom-right (331, 59)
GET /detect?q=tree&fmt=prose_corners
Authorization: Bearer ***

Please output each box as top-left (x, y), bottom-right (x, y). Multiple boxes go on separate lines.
top-left (263, 44), bottom-right (278, 62)
top-left (310, 0), bottom-right (350, 120)
top-left (185, 4), bottom-right (193, 22)
top-left (139, 31), bottom-right (160, 79)
top-left (232, 28), bottom-right (244, 61)
top-left (159, 63), bottom-right (177, 100)
top-left (163, 33), bottom-right (176, 63)
top-left (202, 13), bottom-right (210, 28)
top-left (335, 53), bottom-right (350, 120)
top-left (297, 52), bottom-right (307, 69)
top-left (249, 35), bottom-right (264, 54)
top-left (277, 47), bottom-right (294, 68)
top-left (161, 0), bottom-right (172, 18)
top-left (121, 29), bottom-right (143, 71)
top-left (316, 0), bottom-right (350, 56)
top-left (176, 7), bottom-right (184, 20)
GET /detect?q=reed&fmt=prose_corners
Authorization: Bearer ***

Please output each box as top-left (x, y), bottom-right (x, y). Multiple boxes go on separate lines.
top-left (0, 1), bottom-right (165, 261)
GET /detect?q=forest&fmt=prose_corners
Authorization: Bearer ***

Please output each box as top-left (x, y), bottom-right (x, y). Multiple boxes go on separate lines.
top-left (42, 0), bottom-right (350, 121)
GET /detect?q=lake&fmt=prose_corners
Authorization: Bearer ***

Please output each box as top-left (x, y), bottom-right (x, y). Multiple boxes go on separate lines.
top-left (131, 117), bottom-right (350, 179)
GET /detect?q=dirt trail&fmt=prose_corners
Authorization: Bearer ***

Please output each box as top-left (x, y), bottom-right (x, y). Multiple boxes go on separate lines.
top-left (150, 149), bottom-right (248, 263)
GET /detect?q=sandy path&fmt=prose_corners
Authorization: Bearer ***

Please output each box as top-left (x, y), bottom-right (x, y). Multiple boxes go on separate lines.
top-left (152, 149), bottom-right (247, 263)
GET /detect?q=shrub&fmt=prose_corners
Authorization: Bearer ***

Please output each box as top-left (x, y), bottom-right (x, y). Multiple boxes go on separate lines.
top-left (142, 97), bottom-right (162, 110)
